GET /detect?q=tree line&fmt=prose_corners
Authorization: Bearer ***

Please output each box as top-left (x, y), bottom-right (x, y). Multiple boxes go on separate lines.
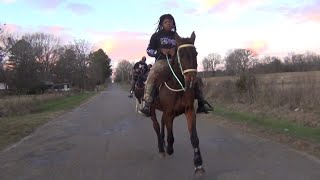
top-left (201, 49), bottom-right (320, 77)
top-left (0, 23), bottom-right (112, 94)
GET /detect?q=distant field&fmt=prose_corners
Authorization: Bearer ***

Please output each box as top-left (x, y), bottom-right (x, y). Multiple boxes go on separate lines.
top-left (203, 70), bottom-right (320, 128)
top-left (203, 71), bottom-right (320, 87)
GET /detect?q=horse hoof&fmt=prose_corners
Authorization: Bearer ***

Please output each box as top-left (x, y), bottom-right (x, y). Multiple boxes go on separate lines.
top-left (194, 166), bottom-right (205, 176)
top-left (159, 152), bottom-right (166, 159)
top-left (166, 147), bottom-right (174, 155)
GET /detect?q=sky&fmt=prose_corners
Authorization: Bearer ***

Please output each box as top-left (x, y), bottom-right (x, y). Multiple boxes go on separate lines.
top-left (1, 0), bottom-right (320, 70)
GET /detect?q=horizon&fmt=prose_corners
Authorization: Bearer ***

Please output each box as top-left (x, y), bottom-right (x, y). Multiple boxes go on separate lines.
top-left (1, 0), bottom-right (320, 70)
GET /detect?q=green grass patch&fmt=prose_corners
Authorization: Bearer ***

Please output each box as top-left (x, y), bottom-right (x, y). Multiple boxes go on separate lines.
top-left (213, 104), bottom-right (320, 143)
top-left (36, 92), bottom-right (95, 112)
top-left (0, 92), bottom-right (96, 150)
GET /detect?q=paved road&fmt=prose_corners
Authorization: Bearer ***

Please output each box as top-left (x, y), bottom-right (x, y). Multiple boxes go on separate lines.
top-left (1, 83), bottom-right (320, 180)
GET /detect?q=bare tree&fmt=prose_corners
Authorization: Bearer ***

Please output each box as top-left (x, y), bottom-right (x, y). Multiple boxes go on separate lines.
top-left (22, 32), bottom-right (61, 81)
top-left (114, 60), bottom-right (133, 82)
top-left (1, 24), bottom-right (19, 89)
top-left (202, 53), bottom-right (222, 77)
top-left (225, 49), bottom-right (255, 76)
top-left (73, 39), bottom-right (92, 90)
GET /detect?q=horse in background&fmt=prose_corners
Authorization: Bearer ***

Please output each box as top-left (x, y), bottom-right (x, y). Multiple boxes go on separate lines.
top-left (133, 69), bottom-right (146, 112)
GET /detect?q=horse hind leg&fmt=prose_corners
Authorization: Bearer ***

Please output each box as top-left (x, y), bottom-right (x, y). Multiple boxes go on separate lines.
top-left (135, 98), bottom-right (139, 112)
top-left (161, 117), bottom-right (166, 149)
top-left (151, 107), bottom-right (165, 158)
top-left (164, 113), bottom-right (175, 155)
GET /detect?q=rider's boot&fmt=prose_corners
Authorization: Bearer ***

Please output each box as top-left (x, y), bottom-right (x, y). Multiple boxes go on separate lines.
top-left (195, 83), bottom-right (213, 113)
top-left (138, 87), bottom-right (156, 117)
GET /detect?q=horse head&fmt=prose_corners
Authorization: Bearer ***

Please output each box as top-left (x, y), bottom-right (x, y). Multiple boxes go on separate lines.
top-left (175, 32), bottom-right (198, 89)
top-left (174, 31), bottom-right (198, 89)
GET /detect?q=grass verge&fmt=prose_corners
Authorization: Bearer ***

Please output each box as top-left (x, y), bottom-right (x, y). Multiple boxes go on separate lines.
top-left (0, 92), bottom-right (96, 151)
top-left (213, 104), bottom-right (320, 144)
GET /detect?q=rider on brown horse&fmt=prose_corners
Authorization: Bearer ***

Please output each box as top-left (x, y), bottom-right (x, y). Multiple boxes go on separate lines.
top-left (138, 14), bottom-right (213, 117)
top-left (128, 56), bottom-right (148, 98)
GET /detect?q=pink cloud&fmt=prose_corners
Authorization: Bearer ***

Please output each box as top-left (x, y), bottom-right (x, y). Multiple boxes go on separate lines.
top-left (94, 31), bottom-right (151, 63)
top-left (66, 3), bottom-right (94, 15)
top-left (2, 23), bottom-right (21, 33)
top-left (26, 0), bottom-right (65, 9)
top-left (2, 24), bottom-right (74, 44)
top-left (288, 5), bottom-right (320, 23)
top-left (38, 25), bottom-right (70, 35)
top-left (87, 29), bottom-right (151, 37)
top-left (244, 40), bottom-right (268, 57)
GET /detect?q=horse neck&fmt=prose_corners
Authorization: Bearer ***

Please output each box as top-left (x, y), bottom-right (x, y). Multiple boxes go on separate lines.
top-left (137, 76), bottom-right (144, 85)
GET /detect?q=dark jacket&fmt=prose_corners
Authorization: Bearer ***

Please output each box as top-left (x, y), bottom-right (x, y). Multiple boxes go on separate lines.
top-left (133, 61), bottom-right (148, 75)
top-left (146, 30), bottom-right (176, 60)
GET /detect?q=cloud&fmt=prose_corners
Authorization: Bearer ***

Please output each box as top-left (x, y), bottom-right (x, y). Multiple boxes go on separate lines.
top-left (2, 24), bottom-right (74, 44)
top-left (286, 3), bottom-right (320, 23)
top-left (161, 0), bottom-right (180, 9)
top-left (38, 25), bottom-right (70, 34)
top-left (26, 0), bottom-right (65, 9)
top-left (92, 31), bottom-right (152, 65)
top-left (254, 0), bottom-right (320, 23)
top-left (36, 25), bottom-right (74, 43)
top-left (2, 23), bottom-right (22, 33)
top-left (244, 40), bottom-right (269, 57)
top-left (186, 0), bottom-right (266, 15)
top-left (66, 3), bottom-right (94, 15)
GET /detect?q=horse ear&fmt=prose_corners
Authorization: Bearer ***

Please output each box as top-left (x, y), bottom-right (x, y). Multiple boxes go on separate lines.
top-left (190, 31), bottom-right (196, 43)
top-left (175, 32), bottom-right (182, 45)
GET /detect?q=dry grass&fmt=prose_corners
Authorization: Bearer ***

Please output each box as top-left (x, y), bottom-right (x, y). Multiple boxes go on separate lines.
top-left (203, 71), bottom-right (320, 128)
top-left (0, 92), bottom-right (96, 150)
top-left (0, 92), bottom-right (73, 117)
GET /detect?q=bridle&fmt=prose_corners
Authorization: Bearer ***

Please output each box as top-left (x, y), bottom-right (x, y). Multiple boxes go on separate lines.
top-left (166, 43), bottom-right (198, 91)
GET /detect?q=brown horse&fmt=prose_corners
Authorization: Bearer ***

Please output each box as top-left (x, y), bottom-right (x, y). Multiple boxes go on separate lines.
top-left (134, 69), bottom-right (146, 112)
top-left (150, 31), bottom-right (205, 175)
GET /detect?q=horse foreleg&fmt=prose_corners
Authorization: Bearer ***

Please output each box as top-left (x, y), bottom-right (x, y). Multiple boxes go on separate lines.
top-left (186, 108), bottom-right (205, 175)
top-left (164, 113), bottom-right (175, 155)
top-left (151, 107), bottom-right (165, 158)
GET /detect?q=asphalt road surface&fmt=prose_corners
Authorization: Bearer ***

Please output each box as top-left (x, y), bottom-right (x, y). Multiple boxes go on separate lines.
top-left (1, 83), bottom-right (320, 180)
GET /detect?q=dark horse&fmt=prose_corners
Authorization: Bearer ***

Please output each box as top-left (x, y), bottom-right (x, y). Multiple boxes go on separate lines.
top-left (150, 31), bottom-right (205, 175)
top-left (134, 69), bottom-right (146, 112)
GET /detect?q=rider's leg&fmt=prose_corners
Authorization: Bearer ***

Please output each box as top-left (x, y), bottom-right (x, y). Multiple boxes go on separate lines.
top-left (139, 60), bottom-right (170, 117)
top-left (194, 76), bottom-right (213, 113)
